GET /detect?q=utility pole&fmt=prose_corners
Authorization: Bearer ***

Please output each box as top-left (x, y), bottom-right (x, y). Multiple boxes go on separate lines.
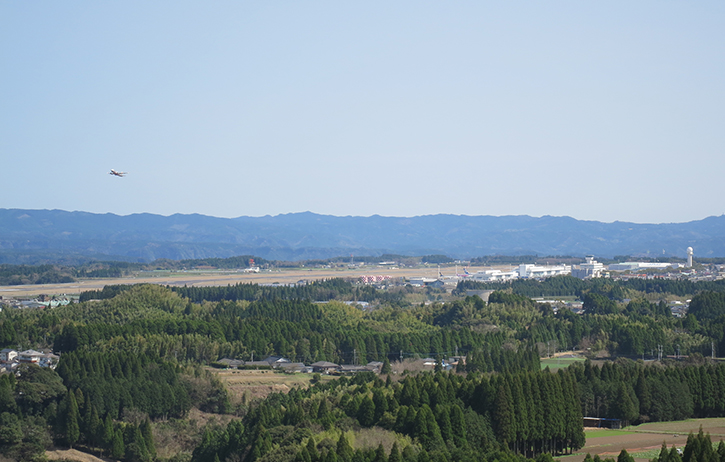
top-left (400, 350), bottom-right (403, 362)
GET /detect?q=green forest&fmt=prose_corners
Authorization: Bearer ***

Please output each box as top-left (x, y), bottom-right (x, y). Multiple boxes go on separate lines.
top-left (2, 276), bottom-right (725, 461)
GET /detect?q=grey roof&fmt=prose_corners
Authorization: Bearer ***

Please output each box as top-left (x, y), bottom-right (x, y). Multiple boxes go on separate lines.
top-left (311, 361), bottom-right (339, 368)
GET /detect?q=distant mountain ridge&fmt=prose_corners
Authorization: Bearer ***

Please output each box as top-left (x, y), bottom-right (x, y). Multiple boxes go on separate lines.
top-left (1, 208), bottom-right (724, 263)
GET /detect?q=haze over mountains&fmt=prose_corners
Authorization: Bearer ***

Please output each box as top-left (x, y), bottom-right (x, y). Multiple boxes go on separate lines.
top-left (1, 208), bottom-right (724, 264)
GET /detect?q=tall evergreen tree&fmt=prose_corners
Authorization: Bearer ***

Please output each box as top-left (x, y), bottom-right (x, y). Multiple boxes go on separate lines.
top-left (65, 390), bottom-right (81, 448)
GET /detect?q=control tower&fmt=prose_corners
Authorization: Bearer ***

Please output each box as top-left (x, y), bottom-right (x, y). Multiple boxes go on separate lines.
top-left (687, 247), bottom-right (694, 268)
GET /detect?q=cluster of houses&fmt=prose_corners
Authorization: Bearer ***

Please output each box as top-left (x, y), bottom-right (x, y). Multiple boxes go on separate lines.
top-left (216, 355), bottom-right (460, 374)
top-left (0, 348), bottom-right (59, 371)
top-left (0, 294), bottom-right (75, 311)
top-left (216, 355), bottom-right (386, 375)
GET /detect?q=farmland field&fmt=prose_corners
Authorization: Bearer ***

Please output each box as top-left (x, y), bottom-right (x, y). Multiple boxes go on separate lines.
top-left (559, 418), bottom-right (725, 462)
top-left (540, 355), bottom-right (586, 370)
top-left (210, 368), bottom-right (335, 402)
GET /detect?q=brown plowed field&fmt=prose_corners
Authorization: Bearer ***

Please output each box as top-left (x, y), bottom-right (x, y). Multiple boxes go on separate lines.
top-left (560, 418), bottom-right (725, 462)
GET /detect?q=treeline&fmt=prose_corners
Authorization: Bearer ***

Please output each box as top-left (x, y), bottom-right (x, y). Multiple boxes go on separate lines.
top-left (5, 282), bottom-right (718, 368)
top-left (6, 280), bottom-right (724, 370)
top-left (572, 360), bottom-right (725, 423)
top-left (0, 363), bottom-right (157, 462)
top-left (7, 285), bottom-right (535, 370)
top-left (191, 369), bottom-right (584, 462)
top-left (170, 279), bottom-right (404, 304)
top-left (78, 280), bottom-right (406, 305)
top-left (0, 353), bottom-right (228, 462)
top-left (56, 351), bottom-right (195, 420)
top-left (650, 428), bottom-right (725, 462)
top-left (422, 293), bottom-right (708, 358)
top-left (0, 264), bottom-right (74, 285)
top-left (456, 275), bottom-right (725, 299)
top-left (160, 255), bottom-right (269, 270)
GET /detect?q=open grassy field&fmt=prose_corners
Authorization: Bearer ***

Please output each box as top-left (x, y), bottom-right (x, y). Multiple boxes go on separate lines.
top-left (540, 355), bottom-right (586, 371)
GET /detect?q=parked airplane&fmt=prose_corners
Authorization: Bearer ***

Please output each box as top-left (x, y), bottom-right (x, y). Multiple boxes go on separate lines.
top-left (109, 169), bottom-right (127, 177)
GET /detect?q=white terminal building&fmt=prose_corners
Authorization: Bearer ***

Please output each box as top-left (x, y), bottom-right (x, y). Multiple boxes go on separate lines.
top-left (469, 264), bottom-right (570, 282)
top-left (517, 263), bottom-right (571, 279)
top-left (571, 256), bottom-right (606, 279)
top-left (608, 262), bottom-right (683, 271)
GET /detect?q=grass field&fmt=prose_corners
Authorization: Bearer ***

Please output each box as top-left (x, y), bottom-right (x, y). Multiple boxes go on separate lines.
top-left (540, 356), bottom-right (585, 370)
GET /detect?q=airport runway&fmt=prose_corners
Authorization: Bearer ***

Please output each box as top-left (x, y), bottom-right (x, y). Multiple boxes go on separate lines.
top-left (0, 266), bottom-right (498, 298)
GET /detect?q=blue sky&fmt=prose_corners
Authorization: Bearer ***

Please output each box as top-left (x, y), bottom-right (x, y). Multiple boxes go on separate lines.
top-left (2, 2), bottom-right (723, 223)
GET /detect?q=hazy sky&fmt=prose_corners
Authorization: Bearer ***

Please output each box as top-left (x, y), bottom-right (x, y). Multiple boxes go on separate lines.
top-left (2, 2), bottom-right (724, 224)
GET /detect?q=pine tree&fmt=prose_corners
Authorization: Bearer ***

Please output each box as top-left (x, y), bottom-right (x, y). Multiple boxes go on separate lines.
top-left (617, 449), bottom-right (634, 462)
top-left (111, 428), bottom-right (125, 459)
top-left (493, 384), bottom-right (514, 448)
top-left (382, 358), bottom-right (392, 374)
top-left (373, 443), bottom-right (388, 462)
top-left (358, 396), bottom-right (376, 427)
top-left (140, 418), bottom-right (156, 459)
top-left (337, 434), bottom-right (353, 462)
top-left (657, 443), bottom-right (670, 462)
top-left (307, 437), bottom-right (318, 462)
top-left (389, 443), bottom-right (402, 462)
top-left (66, 390), bottom-right (81, 448)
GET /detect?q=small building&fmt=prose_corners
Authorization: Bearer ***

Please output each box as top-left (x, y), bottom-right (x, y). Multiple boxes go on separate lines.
top-left (465, 290), bottom-right (494, 303)
top-left (339, 364), bottom-right (370, 374)
top-left (17, 350), bottom-right (59, 369)
top-left (583, 417), bottom-right (626, 429)
top-left (366, 361), bottom-right (384, 373)
top-left (0, 349), bottom-right (17, 363)
top-left (279, 362), bottom-right (309, 374)
top-left (311, 361), bottom-right (340, 374)
top-left (217, 358), bottom-right (244, 368)
top-left (261, 356), bottom-right (291, 368)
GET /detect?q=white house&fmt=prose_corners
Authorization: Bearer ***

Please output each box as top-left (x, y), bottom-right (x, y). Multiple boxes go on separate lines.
top-left (0, 348), bottom-right (17, 363)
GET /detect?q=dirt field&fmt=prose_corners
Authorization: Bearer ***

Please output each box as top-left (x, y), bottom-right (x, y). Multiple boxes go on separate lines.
top-left (560, 418), bottom-right (725, 462)
top-left (0, 265), bottom-right (500, 298)
top-left (46, 448), bottom-right (109, 462)
top-left (211, 368), bottom-right (335, 402)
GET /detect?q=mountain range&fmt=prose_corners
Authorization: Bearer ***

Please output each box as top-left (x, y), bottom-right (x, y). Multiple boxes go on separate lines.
top-left (1, 208), bottom-right (724, 263)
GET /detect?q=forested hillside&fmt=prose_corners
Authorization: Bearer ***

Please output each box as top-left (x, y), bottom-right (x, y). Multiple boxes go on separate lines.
top-left (3, 277), bottom-right (725, 461)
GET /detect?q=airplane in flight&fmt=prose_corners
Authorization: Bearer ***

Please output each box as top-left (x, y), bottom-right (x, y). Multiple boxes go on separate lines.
top-left (109, 169), bottom-right (127, 177)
